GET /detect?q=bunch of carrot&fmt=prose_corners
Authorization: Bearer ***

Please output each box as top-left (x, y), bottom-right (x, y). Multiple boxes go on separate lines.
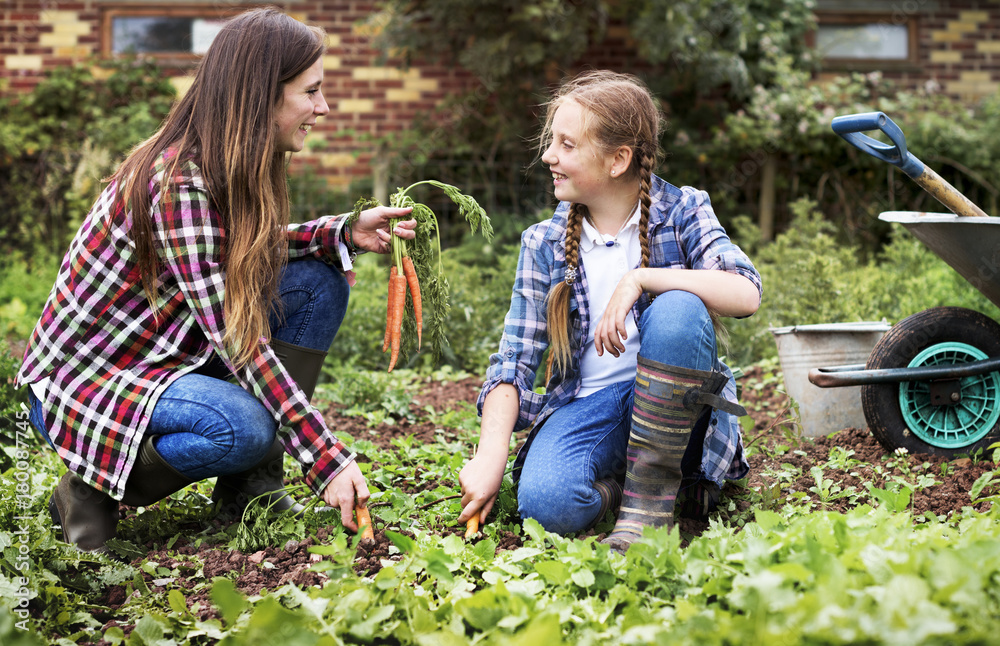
top-left (350, 180), bottom-right (493, 373)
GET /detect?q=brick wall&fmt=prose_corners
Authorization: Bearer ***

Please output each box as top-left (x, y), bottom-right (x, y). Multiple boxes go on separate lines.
top-left (3, 1), bottom-right (998, 187)
top-left (0, 0), bottom-right (478, 189)
top-left (815, 1), bottom-right (1000, 102)
top-left (922, 5), bottom-right (999, 100)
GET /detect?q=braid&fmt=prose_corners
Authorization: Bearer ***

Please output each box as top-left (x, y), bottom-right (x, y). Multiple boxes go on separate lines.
top-left (564, 203), bottom-right (586, 279)
top-left (638, 150), bottom-right (654, 269)
top-left (545, 203), bottom-right (586, 381)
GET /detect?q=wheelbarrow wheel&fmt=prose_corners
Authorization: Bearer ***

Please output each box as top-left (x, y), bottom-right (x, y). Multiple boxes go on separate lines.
top-left (861, 306), bottom-right (1000, 458)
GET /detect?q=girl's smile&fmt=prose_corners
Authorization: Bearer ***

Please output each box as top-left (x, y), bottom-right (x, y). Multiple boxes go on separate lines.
top-left (542, 99), bottom-right (610, 206)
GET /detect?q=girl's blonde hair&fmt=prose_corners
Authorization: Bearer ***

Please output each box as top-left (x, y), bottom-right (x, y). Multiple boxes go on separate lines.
top-left (540, 70), bottom-right (663, 378)
top-left (110, 8), bottom-right (325, 369)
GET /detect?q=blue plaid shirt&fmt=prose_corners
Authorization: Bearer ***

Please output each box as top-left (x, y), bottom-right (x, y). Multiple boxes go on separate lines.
top-left (478, 175), bottom-right (762, 484)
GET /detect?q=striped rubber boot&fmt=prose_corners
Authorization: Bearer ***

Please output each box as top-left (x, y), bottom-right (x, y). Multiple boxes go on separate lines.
top-left (602, 356), bottom-right (743, 553)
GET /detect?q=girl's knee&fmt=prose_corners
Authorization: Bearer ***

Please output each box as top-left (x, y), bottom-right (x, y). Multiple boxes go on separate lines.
top-left (517, 476), bottom-right (595, 535)
top-left (644, 291), bottom-right (710, 336)
top-left (640, 290), bottom-right (716, 368)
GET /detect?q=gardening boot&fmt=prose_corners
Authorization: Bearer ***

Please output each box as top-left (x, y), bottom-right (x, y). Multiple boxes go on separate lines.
top-left (49, 472), bottom-right (120, 553)
top-left (588, 478), bottom-right (624, 530)
top-left (212, 339), bottom-right (327, 519)
top-left (119, 436), bottom-right (196, 507)
top-left (602, 356), bottom-right (745, 553)
top-left (48, 437), bottom-right (193, 553)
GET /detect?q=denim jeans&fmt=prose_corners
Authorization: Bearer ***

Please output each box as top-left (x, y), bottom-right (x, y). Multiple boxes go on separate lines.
top-left (516, 290), bottom-right (717, 534)
top-left (29, 258), bottom-right (348, 480)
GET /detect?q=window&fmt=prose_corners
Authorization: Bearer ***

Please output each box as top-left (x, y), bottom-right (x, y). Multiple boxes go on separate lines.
top-left (100, 5), bottom-right (241, 59)
top-left (812, 12), bottom-right (919, 69)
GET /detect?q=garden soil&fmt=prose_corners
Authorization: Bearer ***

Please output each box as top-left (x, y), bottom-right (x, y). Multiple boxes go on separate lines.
top-left (91, 369), bottom-right (996, 640)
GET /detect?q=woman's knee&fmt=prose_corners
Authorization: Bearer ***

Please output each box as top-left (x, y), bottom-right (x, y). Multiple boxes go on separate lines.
top-left (223, 395), bottom-right (274, 463)
top-left (151, 377), bottom-right (274, 468)
top-left (281, 259), bottom-right (349, 311)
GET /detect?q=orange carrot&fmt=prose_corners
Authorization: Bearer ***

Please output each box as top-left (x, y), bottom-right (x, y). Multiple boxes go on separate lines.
top-left (382, 266), bottom-right (398, 353)
top-left (401, 255), bottom-right (422, 350)
top-left (465, 516), bottom-right (479, 539)
top-left (356, 506), bottom-right (374, 540)
top-left (387, 271), bottom-right (407, 372)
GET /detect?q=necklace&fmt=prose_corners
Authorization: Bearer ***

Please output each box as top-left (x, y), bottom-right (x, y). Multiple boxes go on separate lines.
top-left (592, 203), bottom-right (637, 247)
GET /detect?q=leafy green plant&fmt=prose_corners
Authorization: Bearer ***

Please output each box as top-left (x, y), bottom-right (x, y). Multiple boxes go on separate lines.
top-left (0, 57), bottom-right (175, 258)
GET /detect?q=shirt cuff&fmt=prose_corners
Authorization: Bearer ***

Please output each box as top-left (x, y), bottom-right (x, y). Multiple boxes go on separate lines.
top-left (304, 440), bottom-right (356, 495)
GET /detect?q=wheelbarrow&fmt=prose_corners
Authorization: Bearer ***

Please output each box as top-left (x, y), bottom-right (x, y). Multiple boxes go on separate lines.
top-left (807, 112), bottom-right (1000, 458)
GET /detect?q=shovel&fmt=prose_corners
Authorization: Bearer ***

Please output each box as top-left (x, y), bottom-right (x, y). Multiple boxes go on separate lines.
top-left (831, 111), bottom-right (987, 218)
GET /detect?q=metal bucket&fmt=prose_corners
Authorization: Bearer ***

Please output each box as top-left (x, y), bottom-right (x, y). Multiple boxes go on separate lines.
top-left (771, 322), bottom-right (891, 437)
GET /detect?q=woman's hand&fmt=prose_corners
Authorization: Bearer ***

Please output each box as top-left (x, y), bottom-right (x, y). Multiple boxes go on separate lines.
top-left (351, 206), bottom-right (416, 254)
top-left (320, 460), bottom-right (370, 533)
top-left (594, 269), bottom-right (644, 358)
top-left (457, 448), bottom-right (508, 526)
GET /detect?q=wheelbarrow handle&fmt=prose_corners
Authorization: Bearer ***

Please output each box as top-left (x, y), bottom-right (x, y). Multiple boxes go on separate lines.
top-left (832, 111), bottom-right (988, 218)
top-left (831, 112), bottom-right (925, 178)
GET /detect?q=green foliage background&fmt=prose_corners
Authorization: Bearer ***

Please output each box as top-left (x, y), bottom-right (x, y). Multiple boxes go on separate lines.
top-left (4, 5), bottom-right (1000, 643)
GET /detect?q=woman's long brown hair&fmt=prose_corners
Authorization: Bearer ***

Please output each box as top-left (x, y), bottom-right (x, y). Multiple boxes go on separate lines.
top-left (110, 8), bottom-right (325, 369)
top-left (540, 71), bottom-right (663, 379)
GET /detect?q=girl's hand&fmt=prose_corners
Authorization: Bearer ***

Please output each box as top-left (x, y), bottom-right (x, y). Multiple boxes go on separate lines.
top-left (457, 448), bottom-right (507, 526)
top-left (594, 269), bottom-right (644, 357)
top-left (320, 460), bottom-right (370, 533)
top-left (352, 206), bottom-right (416, 254)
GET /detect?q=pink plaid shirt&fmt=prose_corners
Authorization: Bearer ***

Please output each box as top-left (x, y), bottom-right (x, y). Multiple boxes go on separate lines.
top-left (17, 149), bottom-right (355, 499)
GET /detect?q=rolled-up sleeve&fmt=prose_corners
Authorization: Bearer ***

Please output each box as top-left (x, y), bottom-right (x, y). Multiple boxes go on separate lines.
top-left (677, 188), bottom-right (762, 309)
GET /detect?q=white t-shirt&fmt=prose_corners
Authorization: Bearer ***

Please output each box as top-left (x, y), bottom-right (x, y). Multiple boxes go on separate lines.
top-left (577, 206), bottom-right (642, 398)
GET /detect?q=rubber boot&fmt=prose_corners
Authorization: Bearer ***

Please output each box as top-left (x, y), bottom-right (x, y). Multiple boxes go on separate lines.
top-left (588, 478), bottom-right (624, 529)
top-left (49, 473), bottom-right (120, 553)
top-left (120, 436), bottom-right (195, 507)
top-left (212, 339), bottom-right (327, 519)
top-left (49, 437), bottom-right (193, 552)
top-left (602, 356), bottom-right (745, 553)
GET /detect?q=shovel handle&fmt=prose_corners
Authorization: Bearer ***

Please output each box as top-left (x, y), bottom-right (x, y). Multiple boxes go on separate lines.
top-left (831, 111), bottom-right (924, 178)
top-left (832, 112), bottom-right (988, 218)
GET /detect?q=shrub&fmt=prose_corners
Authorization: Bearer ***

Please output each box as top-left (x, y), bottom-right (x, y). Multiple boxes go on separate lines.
top-left (0, 57), bottom-right (175, 258)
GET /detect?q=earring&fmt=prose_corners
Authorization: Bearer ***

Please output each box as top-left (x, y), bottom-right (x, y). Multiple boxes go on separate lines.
top-left (611, 170), bottom-right (616, 176)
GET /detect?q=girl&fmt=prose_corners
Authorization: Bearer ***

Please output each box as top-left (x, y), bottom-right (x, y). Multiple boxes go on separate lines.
top-left (16, 8), bottom-right (415, 552)
top-left (458, 70), bottom-right (762, 551)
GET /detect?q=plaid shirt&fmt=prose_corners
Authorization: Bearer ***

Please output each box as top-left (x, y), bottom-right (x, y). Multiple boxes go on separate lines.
top-left (478, 175), bottom-right (762, 485)
top-left (17, 150), bottom-right (355, 499)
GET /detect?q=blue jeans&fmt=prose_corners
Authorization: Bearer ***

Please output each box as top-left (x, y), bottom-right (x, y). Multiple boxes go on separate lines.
top-left (29, 258), bottom-right (348, 480)
top-left (516, 290), bottom-right (718, 534)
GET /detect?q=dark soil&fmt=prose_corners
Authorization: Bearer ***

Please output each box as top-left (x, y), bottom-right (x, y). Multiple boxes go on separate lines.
top-left (85, 368), bottom-right (997, 643)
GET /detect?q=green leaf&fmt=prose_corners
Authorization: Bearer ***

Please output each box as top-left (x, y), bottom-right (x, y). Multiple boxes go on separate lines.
top-left (210, 578), bottom-right (247, 626)
top-left (455, 588), bottom-right (508, 631)
top-left (167, 589), bottom-right (187, 615)
top-left (132, 615), bottom-right (166, 645)
top-left (570, 567), bottom-right (596, 589)
top-left (103, 626), bottom-right (125, 646)
top-left (969, 470), bottom-right (996, 501)
top-left (386, 530), bottom-right (417, 553)
top-left (533, 560), bottom-right (570, 585)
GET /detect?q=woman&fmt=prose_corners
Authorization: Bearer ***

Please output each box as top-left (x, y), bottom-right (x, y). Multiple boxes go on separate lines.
top-left (458, 71), bottom-right (761, 551)
top-left (16, 8), bottom-right (414, 552)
